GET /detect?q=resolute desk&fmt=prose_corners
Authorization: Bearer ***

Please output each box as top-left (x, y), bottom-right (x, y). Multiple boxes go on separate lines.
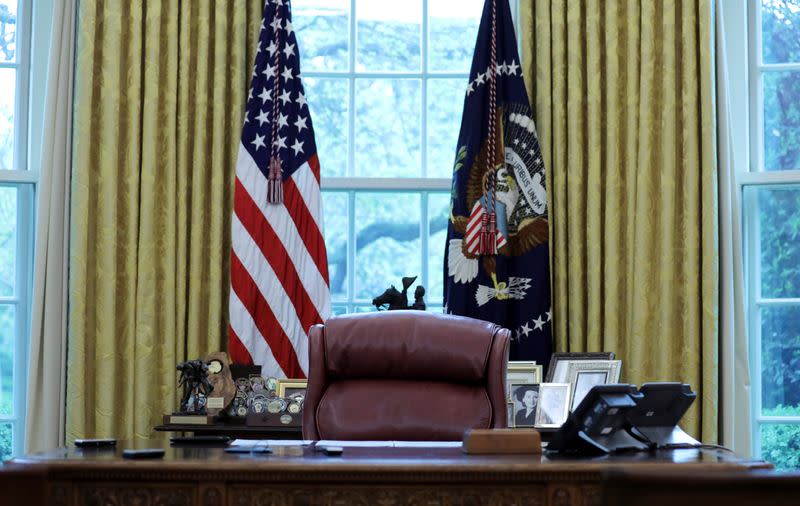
top-left (3, 440), bottom-right (775, 506)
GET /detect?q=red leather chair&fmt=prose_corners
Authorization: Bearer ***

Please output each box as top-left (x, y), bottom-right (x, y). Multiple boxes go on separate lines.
top-left (303, 310), bottom-right (510, 440)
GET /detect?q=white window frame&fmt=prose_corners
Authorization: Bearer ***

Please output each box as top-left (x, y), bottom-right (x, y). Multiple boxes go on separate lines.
top-left (0, 0), bottom-right (37, 460)
top-left (729, 0), bottom-right (800, 459)
top-left (308, 0), bottom-right (501, 312)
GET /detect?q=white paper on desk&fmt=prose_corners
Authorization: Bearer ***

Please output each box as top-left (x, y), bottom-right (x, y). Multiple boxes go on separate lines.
top-left (316, 440), bottom-right (394, 447)
top-left (392, 441), bottom-right (462, 448)
top-left (315, 440), bottom-right (462, 448)
top-left (230, 439), bottom-right (314, 447)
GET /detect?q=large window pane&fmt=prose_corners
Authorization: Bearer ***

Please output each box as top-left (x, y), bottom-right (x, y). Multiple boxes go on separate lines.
top-left (354, 193), bottom-right (421, 301)
top-left (760, 306), bottom-right (800, 414)
top-left (293, 0), bottom-right (349, 71)
top-left (763, 72), bottom-right (800, 171)
top-left (427, 79), bottom-right (465, 178)
top-left (0, 1), bottom-right (16, 63)
top-left (750, 186), bottom-right (800, 298)
top-left (305, 77), bottom-right (348, 177)
top-left (428, 0), bottom-right (482, 72)
top-left (322, 191), bottom-right (348, 301)
top-left (427, 193), bottom-right (449, 305)
top-left (356, 0), bottom-right (421, 71)
top-left (0, 304), bottom-right (14, 416)
top-left (0, 186), bottom-right (16, 297)
top-left (761, 0), bottom-right (800, 64)
top-left (355, 79), bottom-right (421, 177)
top-left (761, 423), bottom-right (800, 470)
top-left (0, 68), bottom-right (15, 170)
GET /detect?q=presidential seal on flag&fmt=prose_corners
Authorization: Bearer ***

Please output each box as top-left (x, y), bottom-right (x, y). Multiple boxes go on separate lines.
top-left (443, 0), bottom-right (552, 366)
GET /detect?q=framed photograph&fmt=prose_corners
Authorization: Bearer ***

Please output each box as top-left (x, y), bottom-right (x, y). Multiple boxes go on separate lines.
top-left (506, 362), bottom-right (543, 400)
top-left (534, 383), bottom-right (571, 428)
top-left (510, 383), bottom-right (539, 428)
top-left (544, 352), bottom-right (616, 383)
top-left (276, 379), bottom-right (307, 398)
top-left (565, 360), bottom-right (622, 410)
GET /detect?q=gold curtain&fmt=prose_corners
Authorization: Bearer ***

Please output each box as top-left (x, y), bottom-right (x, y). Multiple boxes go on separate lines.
top-left (67, 0), bottom-right (263, 441)
top-left (520, 1), bottom-right (718, 441)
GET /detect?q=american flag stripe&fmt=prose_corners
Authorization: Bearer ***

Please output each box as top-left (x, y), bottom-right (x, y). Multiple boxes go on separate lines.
top-left (465, 204), bottom-right (483, 253)
top-left (230, 219), bottom-right (309, 376)
top-left (283, 174), bottom-right (329, 287)
top-left (235, 149), bottom-right (330, 320)
top-left (233, 178), bottom-right (323, 333)
top-left (228, 300), bottom-right (287, 379)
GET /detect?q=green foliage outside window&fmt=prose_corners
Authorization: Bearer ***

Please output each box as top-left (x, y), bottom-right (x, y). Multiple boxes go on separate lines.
top-left (757, 0), bottom-right (800, 471)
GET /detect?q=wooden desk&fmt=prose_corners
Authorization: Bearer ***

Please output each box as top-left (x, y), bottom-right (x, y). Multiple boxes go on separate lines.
top-left (5, 440), bottom-right (773, 506)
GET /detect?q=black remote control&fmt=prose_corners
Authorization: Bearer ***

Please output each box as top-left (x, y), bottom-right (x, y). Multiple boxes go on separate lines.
top-left (122, 448), bottom-right (166, 459)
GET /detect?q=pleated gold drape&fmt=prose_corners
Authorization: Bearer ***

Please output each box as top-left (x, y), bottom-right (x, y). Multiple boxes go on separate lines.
top-left (520, 1), bottom-right (718, 441)
top-left (67, 1), bottom-right (263, 441)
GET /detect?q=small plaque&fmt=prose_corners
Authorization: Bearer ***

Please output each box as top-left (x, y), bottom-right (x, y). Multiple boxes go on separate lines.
top-left (280, 414), bottom-right (293, 425)
top-left (207, 397), bottom-right (225, 409)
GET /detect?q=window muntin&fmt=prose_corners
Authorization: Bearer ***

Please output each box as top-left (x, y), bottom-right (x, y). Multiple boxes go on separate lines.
top-left (746, 0), bottom-right (800, 469)
top-left (295, 0), bottom-right (485, 312)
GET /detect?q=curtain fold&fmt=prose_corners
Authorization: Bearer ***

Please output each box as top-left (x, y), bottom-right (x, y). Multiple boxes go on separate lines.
top-left (520, 0), bottom-right (718, 441)
top-left (67, 0), bottom-right (263, 441)
top-left (716, 0), bottom-right (751, 454)
top-left (25, 0), bottom-right (76, 453)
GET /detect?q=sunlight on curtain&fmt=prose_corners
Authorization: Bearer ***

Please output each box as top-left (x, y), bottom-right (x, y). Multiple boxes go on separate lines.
top-left (520, 0), bottom-right (718, 441)
top-left (67, 0), bottom-right (263, 441)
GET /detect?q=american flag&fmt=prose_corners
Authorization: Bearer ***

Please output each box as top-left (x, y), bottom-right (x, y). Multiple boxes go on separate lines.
top-left (228, 0), bottom-right (331, 379)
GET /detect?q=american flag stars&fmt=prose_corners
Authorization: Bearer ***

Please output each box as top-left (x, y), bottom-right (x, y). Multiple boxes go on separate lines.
top-left (243, 0), bottom-right (311, 163)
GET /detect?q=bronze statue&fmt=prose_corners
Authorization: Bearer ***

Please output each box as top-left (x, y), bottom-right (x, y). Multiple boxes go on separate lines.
top-left (176, 359), bottom-right (214, 414)
top-left (372, 276), bottom-right (426, 311)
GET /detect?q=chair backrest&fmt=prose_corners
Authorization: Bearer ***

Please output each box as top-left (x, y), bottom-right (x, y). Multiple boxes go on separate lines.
top-left (303, 310), bottom-right (510, 440)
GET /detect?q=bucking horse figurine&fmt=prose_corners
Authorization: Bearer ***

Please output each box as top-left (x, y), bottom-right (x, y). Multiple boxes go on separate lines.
top-left (372, 275), bottom-right (426, 311)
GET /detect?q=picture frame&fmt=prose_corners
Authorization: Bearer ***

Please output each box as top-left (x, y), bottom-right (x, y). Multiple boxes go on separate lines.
top-left (506, 361), bottom-right (543, 401)
top-left (534, 383), bottom-right (571, 428)
top-left (509, 383), bottom-right (539, 428)
top-left (544, 352), bottom-right (616, 383)
top-left (276, 379), bottom-right (308, 398)
top-left (564, 359), bottom-right (622, 410)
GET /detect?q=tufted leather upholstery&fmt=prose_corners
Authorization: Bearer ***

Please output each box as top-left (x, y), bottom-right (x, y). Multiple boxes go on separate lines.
top-left (303, 310), bottom-right (510, 440)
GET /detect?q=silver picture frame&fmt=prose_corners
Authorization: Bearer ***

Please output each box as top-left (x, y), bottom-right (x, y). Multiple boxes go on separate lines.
top-left (545, 352), bottom-right (616, 383)
top-left (564, 359), bottom-right (622, 410)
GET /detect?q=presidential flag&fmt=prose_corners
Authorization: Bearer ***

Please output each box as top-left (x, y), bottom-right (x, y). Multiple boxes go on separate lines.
top-left (444, 0), bottom-right (551, 366)
top-left (229, 0), bottom-right (331, 379)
